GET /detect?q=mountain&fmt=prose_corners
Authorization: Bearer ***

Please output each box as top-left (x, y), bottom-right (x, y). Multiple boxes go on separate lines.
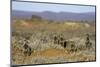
top-left (12, 10), bottom-right (95, 22)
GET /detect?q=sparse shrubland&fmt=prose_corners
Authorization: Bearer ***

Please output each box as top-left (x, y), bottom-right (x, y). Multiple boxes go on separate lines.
top-left (11, 18), bottom-right (96, 65)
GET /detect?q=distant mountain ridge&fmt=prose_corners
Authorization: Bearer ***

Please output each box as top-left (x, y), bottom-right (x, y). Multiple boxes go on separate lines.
top-left (12, 10), bottom-right (95, 22)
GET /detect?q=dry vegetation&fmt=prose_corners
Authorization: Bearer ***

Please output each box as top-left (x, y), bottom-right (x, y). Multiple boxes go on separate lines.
top-left (11, 18), bottom-right (96, 65)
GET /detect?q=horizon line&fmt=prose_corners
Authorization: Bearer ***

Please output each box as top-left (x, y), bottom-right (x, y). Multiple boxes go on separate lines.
top-left (12, 9), bottom-right (95, 14)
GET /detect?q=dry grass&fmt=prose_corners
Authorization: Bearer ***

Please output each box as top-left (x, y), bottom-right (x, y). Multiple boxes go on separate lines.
top-left (11, 19), bottom-right (96, 65)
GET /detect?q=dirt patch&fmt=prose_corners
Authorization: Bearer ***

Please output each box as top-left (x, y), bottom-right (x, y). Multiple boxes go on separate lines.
top-left (31, 48), bottom-right (67, 57)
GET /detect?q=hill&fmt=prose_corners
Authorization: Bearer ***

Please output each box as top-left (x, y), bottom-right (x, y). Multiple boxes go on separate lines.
top-left (12, 10), bottom-right (95, 22)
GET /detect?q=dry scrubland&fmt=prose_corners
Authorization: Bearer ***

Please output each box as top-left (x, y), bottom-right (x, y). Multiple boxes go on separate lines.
top-left (11, 19), bottom-right (96, 65)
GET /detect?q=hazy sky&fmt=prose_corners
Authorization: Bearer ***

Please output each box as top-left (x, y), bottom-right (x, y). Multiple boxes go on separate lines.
top-left (12, 1), bottom-right (95, 13)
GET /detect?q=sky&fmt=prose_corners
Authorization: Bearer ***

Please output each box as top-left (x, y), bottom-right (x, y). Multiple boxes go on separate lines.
top-left (12, 1), bottom-right (95, 13)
